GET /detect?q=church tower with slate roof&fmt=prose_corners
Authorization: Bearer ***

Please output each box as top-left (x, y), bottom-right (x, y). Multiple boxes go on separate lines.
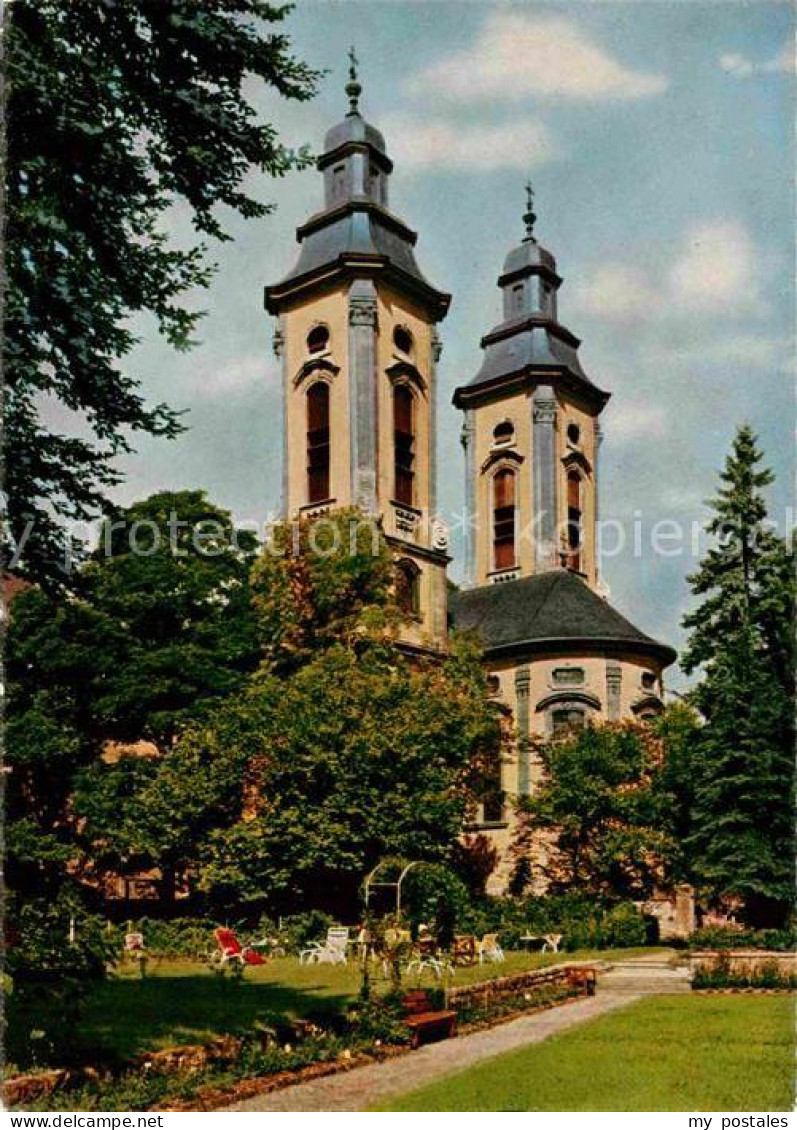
top-left (449, 189), bottom-right (675, 885)
top-left (267, 59), bottom-right (675, 892)
top-left (265, 55), bottom-right (451, 656)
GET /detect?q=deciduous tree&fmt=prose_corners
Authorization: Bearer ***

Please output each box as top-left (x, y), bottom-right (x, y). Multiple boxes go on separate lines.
top-left (515, 723), bottom-right (675, 901)
top-left (6, 491), bottom-right (260, 898)
top-left (5, 1), bottom-right (317, 585)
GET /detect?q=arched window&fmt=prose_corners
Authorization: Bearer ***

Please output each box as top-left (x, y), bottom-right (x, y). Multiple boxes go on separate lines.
top-left (393, 384), bottom-right (415, 505)
top-left (476, 728), bottom-right (505, 824)
top-left (493, 420), bottom-right (515, 447)
top-left (395, 559), bottom-right (421, 617)
top-left (307, 383), bottom-right (330, 503)
top-left (307, 324), bottom-right (330, 355)
top-left (493, 468), bottom-right (516, 570)
top-left (566, 470), bottom-right (583, 572)
top-left (551, 706), bottom-right (586, 739)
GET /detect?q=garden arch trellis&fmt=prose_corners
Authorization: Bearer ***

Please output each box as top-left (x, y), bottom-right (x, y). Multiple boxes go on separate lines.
top-left (363, 859), bottom-right (430, 916)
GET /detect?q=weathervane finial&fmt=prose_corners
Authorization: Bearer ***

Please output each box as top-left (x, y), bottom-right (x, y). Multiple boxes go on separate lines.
top-left (523, 178), bottom-right (537, 239)
top-left (345, 46), bottom-right (362, 115)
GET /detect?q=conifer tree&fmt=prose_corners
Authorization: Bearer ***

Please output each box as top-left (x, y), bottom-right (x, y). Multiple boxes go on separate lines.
top-left (682, 426), bottom-right (794, 926)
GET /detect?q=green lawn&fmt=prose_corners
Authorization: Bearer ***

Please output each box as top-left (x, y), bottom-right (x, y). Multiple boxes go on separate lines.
top-left (7, 947), bottom-right (659, 1069)
top-left (377, 995), bottom-right (795, 1112)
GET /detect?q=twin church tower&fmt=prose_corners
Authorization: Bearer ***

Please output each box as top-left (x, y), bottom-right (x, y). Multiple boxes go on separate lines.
top-left (265, 65), bottom-right (674, 872)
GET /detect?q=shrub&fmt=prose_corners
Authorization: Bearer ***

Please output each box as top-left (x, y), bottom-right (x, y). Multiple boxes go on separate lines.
top-left (453, 893), bottom-right (649, 952)
top-left (455, 983), bottom-right (578, 1027)
top-left (127, 917), bottom-right (218, 959)
top-left (402, 864), bottom-right (472, 948)
top-left (602, 903), bottom-right (648, 948)
top-left (278, 910), bottom-right (336, 955)
top-left (688, 925), bottom-right (797, 952)
top-left (346, 993), bottom-right (411, 1046)
top-left (6, 893), bottom-right (116, 1068)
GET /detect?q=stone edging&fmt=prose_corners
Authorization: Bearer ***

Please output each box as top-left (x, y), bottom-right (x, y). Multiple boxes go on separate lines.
top-left (691, 988), bottom-right (796, 995)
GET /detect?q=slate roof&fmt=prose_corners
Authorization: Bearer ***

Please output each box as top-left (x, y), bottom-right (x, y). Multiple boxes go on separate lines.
top-left (449, 570), bottom-right (676, 666)
top-left (502, 238), bottom-right (557, 277)
top-left (459, 318), bottom-right (609, 404)
top-left (264, 105), bottom-right (450, 318)
top-left (269, 202), bottom-right (445, 303)
top-left (323, 115), bottom-right (387, 156)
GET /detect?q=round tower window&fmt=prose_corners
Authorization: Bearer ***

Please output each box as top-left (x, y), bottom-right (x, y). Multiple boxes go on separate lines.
top-left (567, 423), bottom-right (581, 446)
top-left (393, 326), bottom-right (413, 355)
top-left (493, 420), bottom-right (515, 447)
top-left (307, 325), bottom-right (330, 354)
top-left (641, 671), bottom-right (657, 690)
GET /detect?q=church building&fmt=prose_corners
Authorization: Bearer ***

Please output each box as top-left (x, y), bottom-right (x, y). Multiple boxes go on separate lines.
top-left (265, 65), bottom-right (676, 889)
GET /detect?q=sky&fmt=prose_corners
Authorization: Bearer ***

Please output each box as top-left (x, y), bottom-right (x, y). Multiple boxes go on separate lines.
top-left (113, 0), bottom-right (794, 689)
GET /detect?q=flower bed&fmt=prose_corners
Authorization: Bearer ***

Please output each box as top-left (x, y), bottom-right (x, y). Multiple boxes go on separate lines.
top-left (690, 953), bottom-right (797, 992)
top-left (5, 965), bottom-right (596, 1112)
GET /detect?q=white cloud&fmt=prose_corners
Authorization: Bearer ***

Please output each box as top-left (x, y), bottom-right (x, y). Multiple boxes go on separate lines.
top-left (383, 115), bottom-right (554, 171)
top-left (650, 334), bottom-right (793, 374)
top-left (719, 52), bottom-right (754, 78)
top-left (193, 356), bottom-right (272, 398)
top-left (719, 41), bottom-right (794, 78)
top-left (570, 265), bottom-right (657, 319)
top-left (406, 13), bottom-right (668, 104)
top-left (572, 220), bottom-right (763, 322)
top-left (668, 220), bottom-right (760, 313)
top-left (607, 400), bottom-right (670, 442)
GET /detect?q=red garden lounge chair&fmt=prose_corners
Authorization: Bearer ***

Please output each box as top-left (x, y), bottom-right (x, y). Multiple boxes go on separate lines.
top-left (214, 927), bottom-right (267, 966)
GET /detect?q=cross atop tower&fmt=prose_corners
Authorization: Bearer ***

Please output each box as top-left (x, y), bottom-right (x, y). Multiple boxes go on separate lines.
top-left (523, 179), bottom-right (537, 240)
top-left (345, 45), bottom-right (361, 115)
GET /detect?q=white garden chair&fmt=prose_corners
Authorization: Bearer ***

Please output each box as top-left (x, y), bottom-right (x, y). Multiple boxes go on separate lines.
top-left (477, 933), bottom-right (505, 964)
top-left (300, 926), bottom-right (350, 965)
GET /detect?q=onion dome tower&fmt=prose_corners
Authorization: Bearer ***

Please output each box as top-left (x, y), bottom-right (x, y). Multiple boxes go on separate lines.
top-left (453, 184), bottom-right (610, 589)
top-left (450, 189), bottom-right (674, 857)
top-left (265, 52), bottom-right (452, 654)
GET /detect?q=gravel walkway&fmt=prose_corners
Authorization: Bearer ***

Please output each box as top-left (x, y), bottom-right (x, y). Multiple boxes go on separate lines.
top-left (227, 990), bottom-right (637, 1112)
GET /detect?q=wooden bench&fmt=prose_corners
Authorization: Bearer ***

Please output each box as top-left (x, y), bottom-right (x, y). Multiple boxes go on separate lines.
top-left (401, 990), bottom-right (457, 1049)
top-left (565, 967), bottom-right (597, 996)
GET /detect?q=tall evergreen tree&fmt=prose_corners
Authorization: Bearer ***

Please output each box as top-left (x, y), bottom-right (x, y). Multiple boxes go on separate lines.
top-left (5, 1), bottom-right (318, 586)
top-left (682, 426), bottom-right (794, 926)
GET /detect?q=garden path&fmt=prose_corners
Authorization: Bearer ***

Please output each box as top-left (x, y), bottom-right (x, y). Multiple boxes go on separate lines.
top-left (227, 990), bottom-right (636, 1112)
top-left (228, 954), bottom-right (691, 1111)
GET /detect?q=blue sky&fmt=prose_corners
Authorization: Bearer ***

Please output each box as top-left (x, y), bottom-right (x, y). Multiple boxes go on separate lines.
top-left (115, 1), bottom-right (794, 687)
